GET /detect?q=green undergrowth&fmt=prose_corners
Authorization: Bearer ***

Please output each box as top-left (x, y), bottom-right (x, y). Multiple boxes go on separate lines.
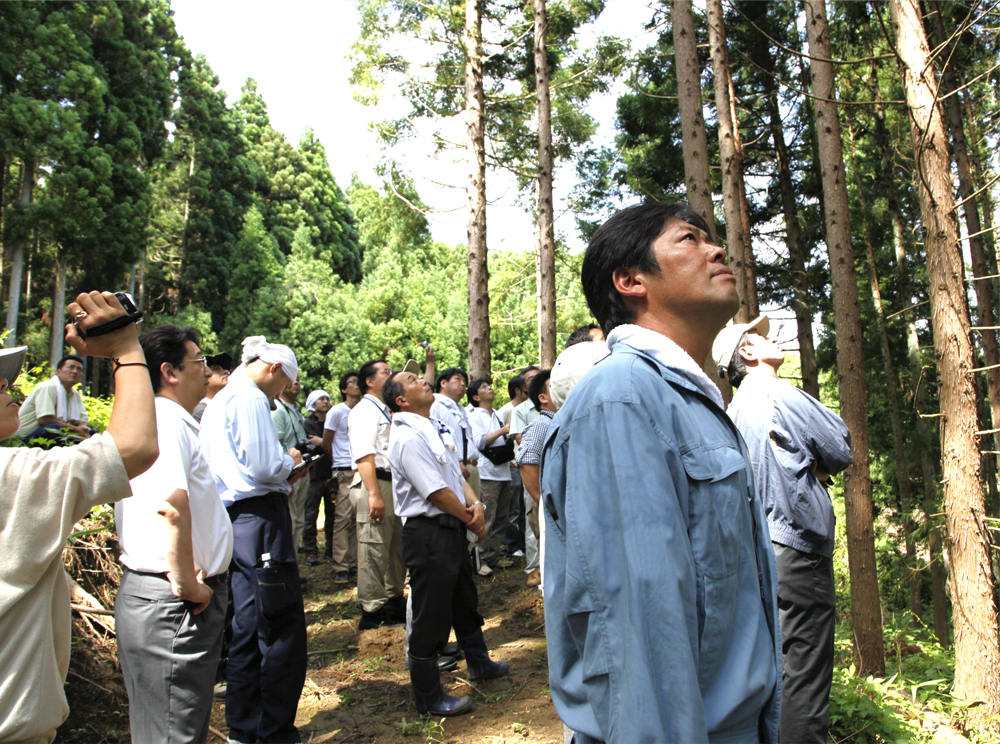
top-left (829, 617), bottom-right (1000, 743)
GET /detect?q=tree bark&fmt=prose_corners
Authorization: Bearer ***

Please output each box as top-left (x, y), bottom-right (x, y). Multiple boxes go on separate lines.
top-left (5, 157), bottom-right (34, 348)
top-left (928, 1), bottom-right (1000, 486)
top-left (465, 0), bottom-right (490, 380)
top-left (50, 252), bottom-right (67, 369)
top-left (534, 0), bottom-right (556, 369)
top-left (875, 93), bottom-right (951, 644)
top-left (672, 0), bottom-right (715, 238)
top-left (891, 0), bottom-right (1000, 711)
top-left (705, 0), bottom-right (757, 322)
top-left (804, 0), bottom-right (884, 675)
top-left (847, 120), bottom-right (922, 622)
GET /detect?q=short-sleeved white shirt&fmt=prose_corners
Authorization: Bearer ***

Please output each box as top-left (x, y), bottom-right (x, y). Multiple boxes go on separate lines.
top-left (388, 416), bottom-right (468, 519)
top-left (348, 394), bottom-right (392, 471)
top-left (469, 407), bottom-right (511, 482)
top-left (117, 396), bottom-right (234, 577)
top-left (430, 393), bottom-right (480, 463)
top-left (323, 401), bottom-right (354, 468)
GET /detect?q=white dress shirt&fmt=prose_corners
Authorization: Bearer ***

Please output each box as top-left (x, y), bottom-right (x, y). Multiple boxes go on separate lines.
top-left (348, 394), bottom-right (392, 472)
top-left (200, 374), bottom-right (294, 505)
top-left (430, 393), bottom-right (480, 463)
top-left (117, 396), bottom-right (234, 577)
top-left (323, 401), bottom-right (354, 468)
top-left (388, 414), bottom-right (467, 519)
top-left (469, 407), bottom-right (511, 481)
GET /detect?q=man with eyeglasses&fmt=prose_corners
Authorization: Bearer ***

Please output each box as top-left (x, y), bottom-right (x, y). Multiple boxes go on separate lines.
top-left (348, 359), bottom-right (407, 629)
top-left (114, 326), bottom-right (234, 742)
top-left (17, 355), bottom-right (94, 442)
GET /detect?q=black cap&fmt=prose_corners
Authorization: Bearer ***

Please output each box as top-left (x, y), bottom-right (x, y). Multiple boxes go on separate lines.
top-left (205, 352), bottom-right (233, 371)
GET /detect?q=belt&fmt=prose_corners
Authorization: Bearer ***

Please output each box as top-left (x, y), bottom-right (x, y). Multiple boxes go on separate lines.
top-left (375, 468), bottom-right (392, 482)
top-left (125, 567), bottom-right (228, 587)
top-left (334, 466), bottom-right (353, 471)
top-left (410, 514), bottom-right (465, 531)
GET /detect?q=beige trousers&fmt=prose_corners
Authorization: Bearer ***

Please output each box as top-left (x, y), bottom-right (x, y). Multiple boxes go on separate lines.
top-left (330, 470), bottom-right (357, 572)
top-left (353, 479), bottom-right (405, 613)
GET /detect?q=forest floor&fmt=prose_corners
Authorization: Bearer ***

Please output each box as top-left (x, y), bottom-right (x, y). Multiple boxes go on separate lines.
top-left (58, 525), bottom-right (562, 744)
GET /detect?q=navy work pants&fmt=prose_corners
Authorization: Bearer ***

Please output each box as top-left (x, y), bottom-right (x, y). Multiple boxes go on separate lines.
top-left (226, 493), bottom-right (307, 743)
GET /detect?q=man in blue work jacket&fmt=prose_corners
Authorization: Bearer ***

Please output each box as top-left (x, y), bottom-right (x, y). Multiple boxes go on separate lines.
top-left (715, 316), bottom-right (851, 744)
top-left (541, 201), bottom-right (781, 743)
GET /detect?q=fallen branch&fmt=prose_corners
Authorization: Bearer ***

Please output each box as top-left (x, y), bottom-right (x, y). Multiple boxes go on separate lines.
top-left (67, 669), bottom-right (113, 695)
top-left (208, 724), bottom-right (227, 740)
top-left (71, 603), bottom-right (114, 617)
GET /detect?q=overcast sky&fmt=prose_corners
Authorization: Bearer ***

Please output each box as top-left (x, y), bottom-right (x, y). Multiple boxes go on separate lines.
top-left (169, 0), bottom-right (661, 252)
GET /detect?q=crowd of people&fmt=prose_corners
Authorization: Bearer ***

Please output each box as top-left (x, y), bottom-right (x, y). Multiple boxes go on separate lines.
top-left (0, 199), bottom-right (852, 744)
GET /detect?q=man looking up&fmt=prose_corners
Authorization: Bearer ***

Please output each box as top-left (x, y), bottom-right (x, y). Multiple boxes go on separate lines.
top-left (301, 390), bottom-right (333, 566)
top-left (273, 376), bottom-right (310, 555)
top-left (542, 201), bottom-right (781, 743)
top-left (383, 369), bottom-right (509, 717)
top-left (431, 368), bottom-right (480, 489)
top-left (714, 317), bottom-right (851, 744)
top-left (17, 355), bottom-right (93, 441)
top-left (515, 369), bottom-right (554, 589)
top-left (348, 359), bottom-right (406, 629)
top-left (200, 336), bottom-right (309, 744)
top-left (0, 291), bottom-right (157, 744)
top-left (193, 352), bottom-right (232, 422)
top-left (115, 326), bottom-right (233, 743)
top-left (323, 371), bottom-right (361, 583)
top-left (467, 378), bottom-right (511, 576)
top-left (509, 366), bottom-right (541, 576)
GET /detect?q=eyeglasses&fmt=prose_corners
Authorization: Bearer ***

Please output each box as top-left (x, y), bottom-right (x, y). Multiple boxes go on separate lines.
top-left (184, 357), bottom-right (207, 368)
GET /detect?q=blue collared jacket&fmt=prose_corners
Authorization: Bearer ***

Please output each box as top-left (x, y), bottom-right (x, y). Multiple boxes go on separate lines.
top-left (541, 344), bottom-right (781, 743)
top-left (728, 373), bottom-right (852, 557)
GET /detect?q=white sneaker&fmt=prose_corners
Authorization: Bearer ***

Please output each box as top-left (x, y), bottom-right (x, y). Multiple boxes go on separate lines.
top-left (512, 550), bottom-right (524, 557)
top-left (476, 564), bottom-right (493, 577)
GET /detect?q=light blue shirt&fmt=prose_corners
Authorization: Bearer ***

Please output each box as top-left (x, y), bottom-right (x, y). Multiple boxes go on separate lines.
top-left (541, 343), bottom-right (781, 743)
top-left (200, 374), bottom-right (293, 506)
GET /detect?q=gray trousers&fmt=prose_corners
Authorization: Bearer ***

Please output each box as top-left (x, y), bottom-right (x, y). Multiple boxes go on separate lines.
top-left (116, 569), bottom-right (229, 743)
top-left (353, 479), bottom-right (405, 612)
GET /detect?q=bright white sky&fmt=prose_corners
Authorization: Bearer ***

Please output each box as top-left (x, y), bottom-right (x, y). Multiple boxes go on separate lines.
top-left (169, 0), bottom-right (660, 253)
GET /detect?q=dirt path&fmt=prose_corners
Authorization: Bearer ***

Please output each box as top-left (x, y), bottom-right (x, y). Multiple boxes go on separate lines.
top-left (207, 558), bottom-right (563, 744)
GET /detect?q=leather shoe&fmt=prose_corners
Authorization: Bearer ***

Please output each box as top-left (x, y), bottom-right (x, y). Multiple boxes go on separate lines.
top-left (526, 569), bottom-right (541, 587)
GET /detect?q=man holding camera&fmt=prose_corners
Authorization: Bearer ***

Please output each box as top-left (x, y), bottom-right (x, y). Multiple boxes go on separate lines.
top-left (0, 291), bottom-right (158, 744)
top-left (200, 337), bottom-right (309, 744)
top-left (467, 378), bottom-right (512, 576)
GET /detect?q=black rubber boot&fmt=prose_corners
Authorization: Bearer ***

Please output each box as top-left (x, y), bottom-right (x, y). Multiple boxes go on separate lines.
top-left (439, 642), bottom-right (464, 661)
top-left (358, 607), bottom-right (384, 631)
top-left (409, 655), bottom-right (474, 716)
top-left (457, 630), bottom-right (510, 681)
top-left (404, 654), bottom-right (458, 672)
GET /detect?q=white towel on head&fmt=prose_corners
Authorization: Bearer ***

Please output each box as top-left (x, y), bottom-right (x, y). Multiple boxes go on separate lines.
top-left (240, 335), bottom-right (299, 384)
top-left (306, 390), bottom-right (330, 412)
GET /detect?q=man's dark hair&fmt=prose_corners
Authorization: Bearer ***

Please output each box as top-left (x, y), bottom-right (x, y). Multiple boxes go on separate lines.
top-left (528, 369), bottom-right (552, 411)
top-left (566, 324), bottom-right (599, 348)
top-left (339, 369), bottom-right (359, 401)
top-left (358, 359), bottom-right (387, 395)
top-left (56, 355), bottom-right (84, 370)
top-left (382, 374), bottom-right (406, 414)
top-left (138, 325), bottom-right (202, 394)
top-left (467, 377), bottom-right (492, 408)
top-left (726, 331), bottom-right (751, 389)
top-left (507, 374), bottom-right (525, 400)
top-left (581, 201), bottom-right (712, 335)
top-left (435, 367), bottom-right (468, 393)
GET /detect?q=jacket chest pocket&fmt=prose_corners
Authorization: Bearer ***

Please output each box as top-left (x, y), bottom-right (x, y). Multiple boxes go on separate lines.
top-left (680, 445), bottom-right (748, 580)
